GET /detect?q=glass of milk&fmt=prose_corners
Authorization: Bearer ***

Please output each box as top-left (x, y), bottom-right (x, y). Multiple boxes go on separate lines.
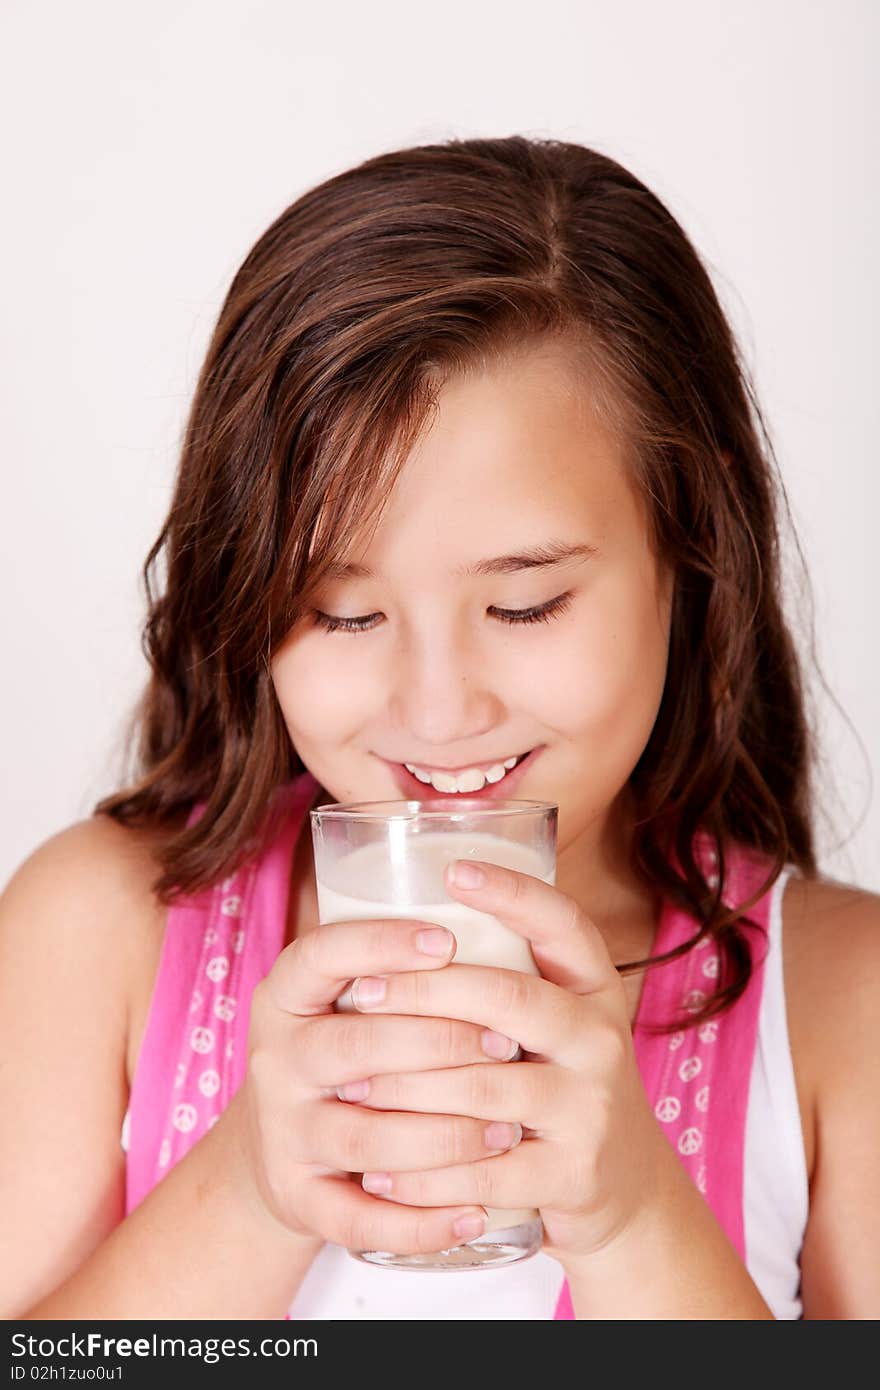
top-left (309, 796), bottom-right (557, 1272)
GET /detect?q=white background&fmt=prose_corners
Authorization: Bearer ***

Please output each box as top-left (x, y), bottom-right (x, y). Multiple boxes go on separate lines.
top-left (1, 1), bottom-right (876, 890)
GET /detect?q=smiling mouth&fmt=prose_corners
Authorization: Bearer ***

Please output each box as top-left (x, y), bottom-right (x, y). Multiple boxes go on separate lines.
top-left (391, 747), bottom-right (538, 795)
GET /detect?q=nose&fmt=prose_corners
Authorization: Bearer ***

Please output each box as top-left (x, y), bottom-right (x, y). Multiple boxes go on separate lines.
top-left (386, 619), bottom-right (502, 748)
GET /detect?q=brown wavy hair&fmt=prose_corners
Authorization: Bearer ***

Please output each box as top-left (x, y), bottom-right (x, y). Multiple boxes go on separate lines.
top-left (95, 134), bottom-right (840, 1032)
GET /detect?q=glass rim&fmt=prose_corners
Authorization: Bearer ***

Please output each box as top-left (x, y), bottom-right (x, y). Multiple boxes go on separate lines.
top-left (309, 796), bottom-right (557, 822)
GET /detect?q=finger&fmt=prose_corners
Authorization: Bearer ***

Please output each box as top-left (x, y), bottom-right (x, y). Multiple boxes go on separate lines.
top-left (294, 1013), bottom-right (520, 1089)
top-left (347, 962), bottom-right (587, 1067)
top-left (337, 1060), bottom-right (562, 1132)
top-left (265, 918), bottom-right (458, 1016)
top-left (359, 1141), bottom-right (561, 1210)
top-left (292, 1096), bottom-right (523, 1172)
top-left (443, 858), bottom-right (622, 997)
top-left (309, 1171), bottom-right (489, 1254)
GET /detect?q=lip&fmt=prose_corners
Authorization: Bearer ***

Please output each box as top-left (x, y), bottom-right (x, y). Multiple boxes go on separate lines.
top-left (382, 746), bottom-right (543, 799)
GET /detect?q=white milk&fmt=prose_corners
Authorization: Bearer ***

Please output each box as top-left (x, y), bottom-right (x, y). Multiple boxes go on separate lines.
top-left (315, 830), bottom-right (554, 1235)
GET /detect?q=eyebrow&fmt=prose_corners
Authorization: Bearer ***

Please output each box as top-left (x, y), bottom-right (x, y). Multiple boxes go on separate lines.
top-left (322, 539), bottom-right (599, 583)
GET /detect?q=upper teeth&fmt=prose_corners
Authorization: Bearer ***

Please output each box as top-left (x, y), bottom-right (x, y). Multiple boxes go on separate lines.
top-left (403, 755), bottom-right (522, 793)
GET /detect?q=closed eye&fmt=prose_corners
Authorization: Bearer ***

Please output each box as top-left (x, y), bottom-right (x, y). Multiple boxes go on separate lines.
top-left (311, 591), bottom-right (575, 634)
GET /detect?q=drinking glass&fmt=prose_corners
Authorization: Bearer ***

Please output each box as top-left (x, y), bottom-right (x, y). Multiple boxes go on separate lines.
top-left (309, 797), bottom-right (557, 1271)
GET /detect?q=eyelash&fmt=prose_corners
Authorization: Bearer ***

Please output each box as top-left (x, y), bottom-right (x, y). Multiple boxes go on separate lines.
top-left (311, 590), bottom-right (575, 635)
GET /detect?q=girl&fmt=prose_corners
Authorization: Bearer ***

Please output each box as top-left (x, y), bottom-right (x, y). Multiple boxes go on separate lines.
top-left (2, 135), bottom-right (877, 1321)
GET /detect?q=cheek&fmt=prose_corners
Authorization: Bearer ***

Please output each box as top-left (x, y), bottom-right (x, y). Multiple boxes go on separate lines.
top-left (550, 576), bottom-right (670, 743)
top-left (271, 635), bottom-right (376, 740)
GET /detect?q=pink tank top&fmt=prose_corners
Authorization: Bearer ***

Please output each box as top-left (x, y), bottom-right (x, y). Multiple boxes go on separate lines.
top-left (125, 772), bottom-right (774, 1320)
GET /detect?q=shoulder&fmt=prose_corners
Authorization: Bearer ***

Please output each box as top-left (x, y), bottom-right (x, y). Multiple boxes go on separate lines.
top-left (780, 867), bottom-right (880, 1075)
top-left (1, 812), bottom-right (182, 1084)
top-left (779, 869), bottom-right (880, 1154)
top-left (2, 811), bottom-right (176, 932)
top-left (7, 807), bottom-right (174, 871)
top-left (1, 812), bottom-right (172, 937)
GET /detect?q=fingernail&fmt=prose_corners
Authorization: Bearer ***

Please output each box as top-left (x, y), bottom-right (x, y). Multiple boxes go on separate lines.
top-left (484, 1121), bottom-right (522, 1152)
top-left (352, 977), bottom-right (386, 1008)
top-left (362, 1172), bottom-right (392, 1194)
top-left (336, 1079), bottom-right (371, 1102)
top-left (416, 927), bottom-right (454, 956)
top-left (481, 1029), bottom-right (520, 1061)
top-left (452, 1211), bottom-right (487, 1241)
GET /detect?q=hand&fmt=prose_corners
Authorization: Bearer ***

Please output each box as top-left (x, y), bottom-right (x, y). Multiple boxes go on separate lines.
top-left (337, 859), bottom-right (670, 1263)
top-left (238, 916), bottom-right (523, 1255)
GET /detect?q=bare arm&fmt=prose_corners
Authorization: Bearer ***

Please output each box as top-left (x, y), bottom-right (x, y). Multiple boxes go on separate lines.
top-left (566, 875), bottom-right (880, 1320)
top-left (24, 1085), bottom-right (322, 1320)
top-left (562, 1141), bottom-right (774, 1319)
top-left (4, 816), bottom-right (501, 1319)
top-left (787, 878), bottom-right (880, 1319)
top-left (0, 818), bottom-right (320, 1320)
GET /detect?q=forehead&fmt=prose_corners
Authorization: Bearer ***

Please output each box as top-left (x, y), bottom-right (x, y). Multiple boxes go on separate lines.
top-left (339, 343), bottom-right (645, 573)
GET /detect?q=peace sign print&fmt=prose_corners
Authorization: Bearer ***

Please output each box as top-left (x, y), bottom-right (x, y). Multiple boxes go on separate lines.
top-left (190, 1026), bottom-right (215, 1054)
top-left (214, 994), bottom-right (238, 1022)
top-left (206, 956), bottom-right (230, 983)
top-left (172, 1103), bottom-right (198, 1134)
top-left (682, 988), bottom-right (707, 1013)
top-left (678, 1056), bottom-right (702, 1083)
top-left (678, 1127), bottom-right (703, 1156)
top-left (198, 1069), bottom-right (221, 1098)
top-left (655, 1095), bottom-right (682, 1124)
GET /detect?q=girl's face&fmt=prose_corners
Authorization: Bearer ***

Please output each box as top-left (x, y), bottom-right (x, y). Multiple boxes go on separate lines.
top-left (271, 341), bottom-right (674, 912)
